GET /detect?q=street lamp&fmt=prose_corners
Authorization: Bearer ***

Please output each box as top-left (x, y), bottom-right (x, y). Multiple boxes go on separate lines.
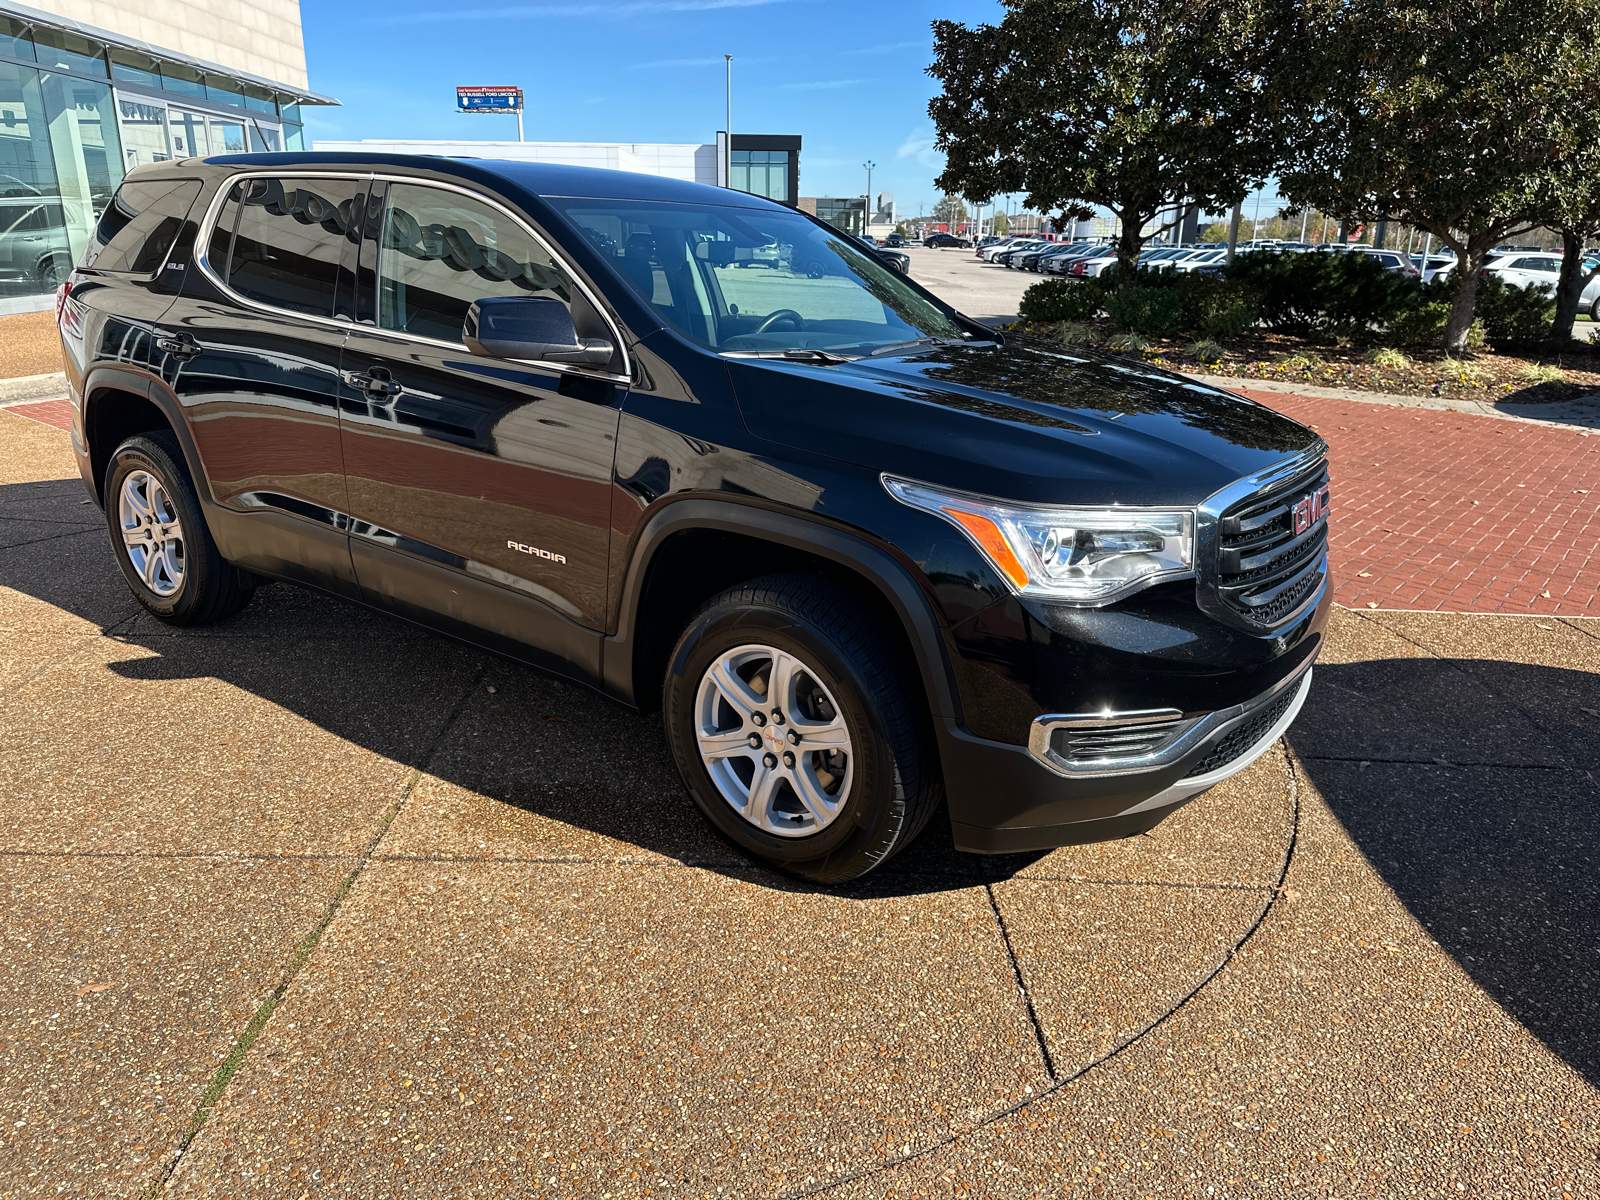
top-left (863, 160), bottom-right (875, 236)
top-left (724, 55), bottom-right (733, 190)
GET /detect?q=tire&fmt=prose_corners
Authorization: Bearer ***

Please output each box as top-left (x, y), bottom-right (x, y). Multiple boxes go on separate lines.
top-left (37, 257), bottom-right (68, 289)
top-left (1590, 295), bottom-right (1600, 323)
top-left (662, 573), bottom-right (942, 884)
top-left (103, 431), bottom-right (256, 626)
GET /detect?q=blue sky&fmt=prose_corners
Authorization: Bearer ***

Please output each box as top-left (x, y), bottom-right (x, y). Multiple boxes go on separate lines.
top-left (298, 0), bottom-right (1012, 217)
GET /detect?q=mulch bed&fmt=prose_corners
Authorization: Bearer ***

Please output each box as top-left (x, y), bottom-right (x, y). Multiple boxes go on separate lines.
top-left (1012, 320), bottom-right (1600, 404)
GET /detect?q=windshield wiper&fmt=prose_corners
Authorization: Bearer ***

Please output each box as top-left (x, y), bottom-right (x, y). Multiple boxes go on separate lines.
top-left (721, 348), bottom-right (855, 364)
top-left (866, 336), bottom-right (991, 357)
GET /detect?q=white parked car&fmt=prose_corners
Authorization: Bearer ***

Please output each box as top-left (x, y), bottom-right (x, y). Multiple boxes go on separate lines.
top-left (1484, 252), bottom-right (1563, 294)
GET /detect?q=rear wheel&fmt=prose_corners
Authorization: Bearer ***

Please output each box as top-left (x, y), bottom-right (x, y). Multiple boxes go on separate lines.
top-left (104, 432), bottom-right (256, 625)
top-left (663, 574), bottom-right (941, 884)
top-left (1590, 295), bottom-right (1600, 322)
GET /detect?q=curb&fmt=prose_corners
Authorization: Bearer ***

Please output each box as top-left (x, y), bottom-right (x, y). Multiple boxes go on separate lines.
top-left (1199, 373), bottom-right (1600, 435)
top-left (0, 372), bottom-right (68, 406)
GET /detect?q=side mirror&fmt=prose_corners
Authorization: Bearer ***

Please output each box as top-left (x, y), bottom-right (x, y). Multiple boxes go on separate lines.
top-left (463, 296), bottom-right (614, 367)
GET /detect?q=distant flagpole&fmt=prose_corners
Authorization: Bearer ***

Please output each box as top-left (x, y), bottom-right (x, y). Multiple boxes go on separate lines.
top-left (725, 55), bottom-right (733, 188)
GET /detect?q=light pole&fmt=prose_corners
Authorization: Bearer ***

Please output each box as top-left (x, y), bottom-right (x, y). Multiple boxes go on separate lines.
top-left (863, 160), bottom-right (875, 236)
top-left (724, 55), bottom-right (732, 189)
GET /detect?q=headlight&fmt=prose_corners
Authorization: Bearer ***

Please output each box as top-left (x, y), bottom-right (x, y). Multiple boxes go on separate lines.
top-left (883, 475), bottom-right (1194, 605)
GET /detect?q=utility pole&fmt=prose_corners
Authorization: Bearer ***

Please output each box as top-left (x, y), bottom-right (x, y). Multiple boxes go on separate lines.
top-left (1374, 219), bottom-right (1388, 249)
top-left (724, 55), bottom-right (732, 189)
top-left (863, 160), bottom-right (875, 236)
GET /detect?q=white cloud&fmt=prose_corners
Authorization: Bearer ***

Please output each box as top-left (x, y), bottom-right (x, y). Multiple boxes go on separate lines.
top-left (897, 127), bottom-right (943, 169)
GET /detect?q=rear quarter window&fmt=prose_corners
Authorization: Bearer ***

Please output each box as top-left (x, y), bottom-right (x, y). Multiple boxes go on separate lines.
top-left (82, 178), bottom-right (203, 274)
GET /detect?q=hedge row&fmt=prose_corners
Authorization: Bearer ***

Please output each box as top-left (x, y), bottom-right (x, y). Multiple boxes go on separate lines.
top-left (1018, 252), bottom-right (1558, 349)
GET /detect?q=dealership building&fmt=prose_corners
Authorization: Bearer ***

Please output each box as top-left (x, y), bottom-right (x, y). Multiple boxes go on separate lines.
top-left (0, 0), bottom-right (335, 311)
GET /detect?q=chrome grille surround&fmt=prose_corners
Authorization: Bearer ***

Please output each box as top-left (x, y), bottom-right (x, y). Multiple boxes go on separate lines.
top-left (1195, 442), bottom-right (1331, 635)
top-left (1027, 654), bottom-right (1315, 778)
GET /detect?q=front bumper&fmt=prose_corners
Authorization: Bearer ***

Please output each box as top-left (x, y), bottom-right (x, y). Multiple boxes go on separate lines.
top-left (939, 664), bottom-right (1313, 854)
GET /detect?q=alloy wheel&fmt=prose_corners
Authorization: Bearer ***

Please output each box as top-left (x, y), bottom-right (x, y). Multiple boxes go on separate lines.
top-left (118, 469), bottom-right (186, 597)
top-left (694, 643), bottom-right (854, 837)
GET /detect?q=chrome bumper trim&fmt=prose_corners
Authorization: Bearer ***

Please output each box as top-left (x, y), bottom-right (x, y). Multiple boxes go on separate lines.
top-left (1027, 653), bottom-right (1315, 779)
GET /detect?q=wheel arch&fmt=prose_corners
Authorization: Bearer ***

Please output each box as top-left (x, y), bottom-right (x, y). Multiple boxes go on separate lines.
top-left (81, 369), bottom-right (202, 506)
top-left (604, 498), bottom-right (962, 726)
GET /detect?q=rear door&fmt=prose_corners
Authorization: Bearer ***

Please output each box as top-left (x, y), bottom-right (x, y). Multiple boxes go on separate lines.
top-left (153, 171), bottom-right (367, 596)
top-left (335, 177), bottom-right (627, 682)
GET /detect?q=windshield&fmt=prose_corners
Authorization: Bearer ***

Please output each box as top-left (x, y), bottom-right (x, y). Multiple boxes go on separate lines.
top-left (551, 199), bottom-right (969, 356)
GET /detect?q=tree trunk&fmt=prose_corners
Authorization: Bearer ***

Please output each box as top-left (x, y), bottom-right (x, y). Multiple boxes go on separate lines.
top-left (1551, 228), bottom-right (1587, 342)
top-left (1225, 201), bottom-right (1242, 263)
top-left (1114, 217), bottom-right (1144, 288)
top-left (1444, 244), bottom-right (1486, 353)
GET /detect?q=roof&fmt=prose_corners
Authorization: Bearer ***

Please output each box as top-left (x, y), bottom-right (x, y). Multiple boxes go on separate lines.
top-left (185, 152), bottom-right (787, 209)
top-left (0, 0), bottom-right (339, 106)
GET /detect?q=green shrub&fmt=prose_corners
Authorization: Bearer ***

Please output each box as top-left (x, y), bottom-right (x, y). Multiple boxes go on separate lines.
top-left (1365, 347), bottom-right (1411, 369)
top-left (1058, 321), bottom-right (1099, 347)
top-left (1018, 278), bottom-right (1105, 323)
top-left (1104, 286), bottom-right (1184, 336)
top-left (1388, 300), bottom-right (1486, 350)
top-left (1107, 332), bottom-right (1150, 354)
top-left (1188, 338), bottom-right (1226, 362)
top-left (1475, 275), bottom-right (1556, 345)
top-left (1224, 250), bottom-right (1420, 337)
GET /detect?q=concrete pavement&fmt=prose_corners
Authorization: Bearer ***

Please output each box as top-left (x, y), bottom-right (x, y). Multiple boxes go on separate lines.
top-left (3, 402), bottom-right (1599, 1197)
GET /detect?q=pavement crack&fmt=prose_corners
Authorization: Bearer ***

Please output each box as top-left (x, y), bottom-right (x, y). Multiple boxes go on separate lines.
top-left (0, 525), bottom-right (102, 552)
top-left (778, 746), bottom-right (1304, 1200)
top-left (1296, 754), bottom-right (1579, 771)
top-left (141, 664), bottom-right (487, 1198)
top-left (984, 881), bottom-right (1057, 1083)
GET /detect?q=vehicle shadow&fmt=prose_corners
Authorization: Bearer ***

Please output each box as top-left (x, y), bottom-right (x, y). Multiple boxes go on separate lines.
top-left (1287, 654), bottom-right (1600, 1088)
top-left (0, 478), bottom-right (1047, 898)
top-left (1490, 390), bottom-right (1600, 430)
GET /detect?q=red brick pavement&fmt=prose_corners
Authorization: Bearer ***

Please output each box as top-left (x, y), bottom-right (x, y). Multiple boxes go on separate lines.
top-left (3, 400), bottom-right (74, 431)
top-left (1232, 387), bottom-right (1600, 616)
top-left (6, 390), bottom-right (1598, 615)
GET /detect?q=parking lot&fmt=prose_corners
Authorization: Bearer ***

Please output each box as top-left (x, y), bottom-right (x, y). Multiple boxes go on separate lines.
top-left (4, 352), bottom-right (1600, 1194)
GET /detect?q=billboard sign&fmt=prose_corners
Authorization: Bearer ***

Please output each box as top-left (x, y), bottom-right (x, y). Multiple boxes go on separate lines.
top-left (457, 86), bottom-right (523, 113)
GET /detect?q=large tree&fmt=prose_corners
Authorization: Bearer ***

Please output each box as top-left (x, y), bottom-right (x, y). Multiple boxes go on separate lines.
top-left (927, 0), bottom-right (1283, 286)
top-left (1277, 0), bottom-right (1600, 351)
top-left (1537, 139), bottom-right (1600, 341)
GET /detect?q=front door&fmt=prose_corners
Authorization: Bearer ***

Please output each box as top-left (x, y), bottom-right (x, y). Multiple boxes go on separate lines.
top-left (153, 171), bottom-right (367, 596)
top-left (337, 179), bottom-right (626, 680)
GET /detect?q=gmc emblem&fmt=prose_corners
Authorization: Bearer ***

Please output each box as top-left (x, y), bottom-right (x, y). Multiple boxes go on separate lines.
top-left (1292, 486), bottom-right (1330, 535)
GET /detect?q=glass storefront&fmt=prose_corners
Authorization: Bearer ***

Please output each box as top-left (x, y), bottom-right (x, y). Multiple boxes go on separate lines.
top-left (731, 149), bottom-right (790, 204)
top-left (0, 13), bottom-right (319, 301)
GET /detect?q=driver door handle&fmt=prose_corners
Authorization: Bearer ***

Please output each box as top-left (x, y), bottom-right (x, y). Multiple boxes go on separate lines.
top-left (343, 367), bottom-right (403, 397)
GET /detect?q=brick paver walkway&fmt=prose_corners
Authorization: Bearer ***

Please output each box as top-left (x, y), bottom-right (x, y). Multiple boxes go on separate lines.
top-left (4, 399), bottom-right (73, 430)
top-left (8, 386), bottom-right (1599, 615)
top-left (1235, 388), bottom-right (1600, 616)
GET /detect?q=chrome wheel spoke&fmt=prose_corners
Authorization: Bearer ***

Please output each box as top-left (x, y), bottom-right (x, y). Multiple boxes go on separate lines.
top-left (118, 470), bottom-right (185, 597)
top-left (789, 763), bottom-right (838, 824)
top-left (743, 761), bottom-right (782, 827)
top-left (790, 717), bottom-right (849, 750)
top-left (766, 651), bottom-right (799, 714)
top-left (140, 542), bottom-right (162, 587)
top-left (707, 660), bottom-right (765, 724)
top-left (698, 728), bottom-right (754, 760)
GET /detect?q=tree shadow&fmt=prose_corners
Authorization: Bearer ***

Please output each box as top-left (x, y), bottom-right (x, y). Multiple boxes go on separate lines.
top-left (0, 479), bottom-right (1046, 898)
top-left (1288, 654), bottom-right (1600, 1088)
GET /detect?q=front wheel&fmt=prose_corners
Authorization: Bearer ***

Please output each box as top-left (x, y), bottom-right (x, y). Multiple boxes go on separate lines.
top-left (104, 432), bottom-right (256, 625)
top-left (663, 574), bottom-right (941, 884)
top-left (1590, 295), bottom-right (1600, 323)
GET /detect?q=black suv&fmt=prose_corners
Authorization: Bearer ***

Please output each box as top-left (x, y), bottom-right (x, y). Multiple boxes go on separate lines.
top-left (58, 154), bottom-right (1329, 883)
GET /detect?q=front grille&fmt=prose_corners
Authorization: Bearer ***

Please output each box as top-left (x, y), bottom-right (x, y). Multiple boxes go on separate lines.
top-left (1182, 685), bottom-right (1299, 778)
top-left (1049, 717), bottom-right (1190, 766)
top-left (1212, 457), bottom-right (1330, 629)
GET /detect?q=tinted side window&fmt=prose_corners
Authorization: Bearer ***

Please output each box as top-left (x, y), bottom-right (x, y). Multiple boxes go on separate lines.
top-left (376, 182), bottom-right (572, 343)
top-left (83, 178), bottom-right (201, 273)
top-left (208, 175), bottom-right (363, 317)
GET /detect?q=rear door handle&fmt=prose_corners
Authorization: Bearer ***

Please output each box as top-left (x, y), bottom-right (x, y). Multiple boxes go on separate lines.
top-left (155, 334), bottom-right (201, 360)
top-left (342, 369), bottom-right (403, 397)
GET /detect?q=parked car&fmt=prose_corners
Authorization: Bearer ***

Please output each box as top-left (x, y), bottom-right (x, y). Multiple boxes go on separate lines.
top-left (1352, 248), bottom-right (1420, 277)
top-left (884, 233), bottom-right (904, 247)
top-left (923, 231), bottom-right (970, 249)
top-left (861, 236), bottom-right (911, 275)
top-left (1484, 252), bottom-right (1563, 294)
top-left (0, 195), bottom-right (83, 289)
top-left (60, 155), bottom-right (1329, 884)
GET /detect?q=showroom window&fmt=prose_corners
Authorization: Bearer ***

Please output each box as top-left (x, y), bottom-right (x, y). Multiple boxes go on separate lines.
top-left (731, 150), bottom-right (789, 204)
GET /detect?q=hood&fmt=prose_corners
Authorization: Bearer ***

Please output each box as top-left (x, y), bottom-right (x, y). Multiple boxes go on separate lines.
top-left (727, 336), bottom-right (1321, 507)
